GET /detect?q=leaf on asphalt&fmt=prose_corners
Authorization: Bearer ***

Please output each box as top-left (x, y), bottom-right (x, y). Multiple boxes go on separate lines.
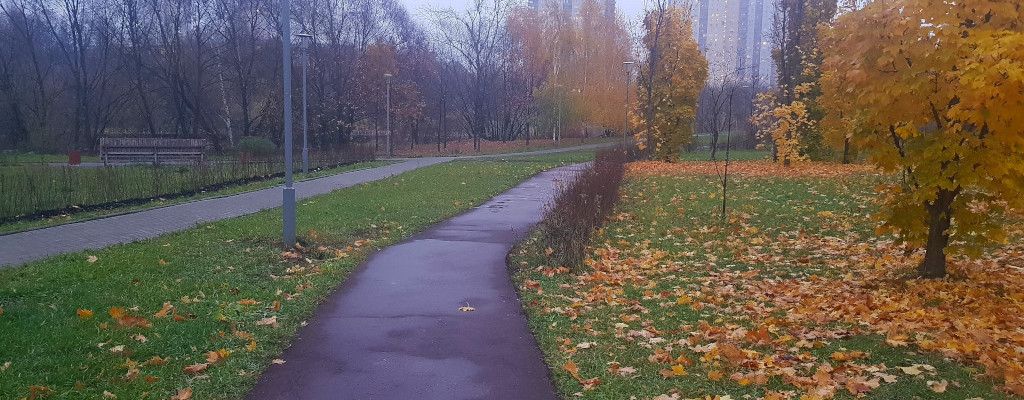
top-left (271, 359), bottom-right (286, 365)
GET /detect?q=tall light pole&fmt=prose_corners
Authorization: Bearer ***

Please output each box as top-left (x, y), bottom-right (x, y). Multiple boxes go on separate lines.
top-left (623, 61), bottom-right (635, 146)
top-left (384, 73), bottom-right (392, 157)
top-left (297, 33), bottom-right (312, 174)
top-left (281, 0), bottom-right (295, 247)
top-left (556, 84), bottom-right (563, 147)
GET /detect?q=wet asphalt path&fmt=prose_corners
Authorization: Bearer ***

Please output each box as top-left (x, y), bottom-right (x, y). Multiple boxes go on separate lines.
top-left (246, 164), bottom-right (586, 400)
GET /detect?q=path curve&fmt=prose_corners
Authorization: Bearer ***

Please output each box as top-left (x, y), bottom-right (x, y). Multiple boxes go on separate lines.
top-left (0, 142), bottom-right (611, 268)
top-left (246, 164), bottom-right (583, 400)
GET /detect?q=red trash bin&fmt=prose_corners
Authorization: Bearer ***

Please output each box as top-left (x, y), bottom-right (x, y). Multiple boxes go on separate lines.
top-left (68, 150), bottom-right (81, 165)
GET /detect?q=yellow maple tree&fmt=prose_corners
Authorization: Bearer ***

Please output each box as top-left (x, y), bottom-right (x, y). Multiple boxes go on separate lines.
top-left (635, 5), bottom-right (708, 161)
top-left (819, 0), bottom-right (1024, 277)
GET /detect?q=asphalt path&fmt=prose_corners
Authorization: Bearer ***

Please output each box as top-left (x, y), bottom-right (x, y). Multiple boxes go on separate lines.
top-left (245, 164), bottom-right (583, 400)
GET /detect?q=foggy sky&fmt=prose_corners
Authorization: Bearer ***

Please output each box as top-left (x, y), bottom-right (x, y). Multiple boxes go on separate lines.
top-left (399, 0), bottom-right (647, 23)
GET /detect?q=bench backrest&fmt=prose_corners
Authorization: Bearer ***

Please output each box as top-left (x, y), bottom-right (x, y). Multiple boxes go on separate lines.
top-left (100, 138), bottom-right (207, 165)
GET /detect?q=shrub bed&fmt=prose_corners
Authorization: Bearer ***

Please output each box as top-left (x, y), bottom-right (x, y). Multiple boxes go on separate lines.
top-left (539, 148), bottom-right (629, 271)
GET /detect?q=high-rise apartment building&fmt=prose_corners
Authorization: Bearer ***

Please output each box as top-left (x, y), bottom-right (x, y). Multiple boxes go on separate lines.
top-left (531, 0), bottom-right (616, 17)
top-left (691, 0), bottom-right (774, 83)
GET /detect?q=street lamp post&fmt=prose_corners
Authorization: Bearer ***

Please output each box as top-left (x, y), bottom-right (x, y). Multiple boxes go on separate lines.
top-left (297, 33), bottom-right (312, 174)
top-left (385, 73), bottom-right (392, 157)
top-left (623, 61), bottom-right (635, 146)
top-left (281, 0), bottom-right (295, 247)
top-left (556, 84), bottom-right (563, 147)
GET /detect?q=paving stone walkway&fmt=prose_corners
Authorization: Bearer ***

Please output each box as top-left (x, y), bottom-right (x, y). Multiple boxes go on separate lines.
top-left (246, 164), bottom-right (582, 400)
top-left (0, 142), bottom-right (609, 267)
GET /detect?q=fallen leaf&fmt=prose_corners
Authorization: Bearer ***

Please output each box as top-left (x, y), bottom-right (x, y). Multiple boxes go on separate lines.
top-left (459, 306), bottom-right (475, 312)
top-left (206, 349), bottom-right (230, 365)
top-left (183, 363), bottom-right (208, 374)
top-left (77, 309), bottom-right (94, 319)
top-left (563, 359), bottom-right (582, 381)
top-left (1, 361), bottom-right (9, 371)
top-left (271, 359), bottom-right (286, 364)
top-left (237, 299), bottom-right (260, 306)
top-left (927, 380), bottom-right (948, 393)
top-left (87, 255), bottom-right (98, 263)
top-left (103, 391), bottom-right (116, 398)
top-left (141, 356), bottom-right (169, 366)
top-left (708, 370), bottom-right (724, 381)
top-left (109, 307), bottom-right (126, 319)
top-left (154, 302), bottom-right (174, 318)
top-left (144, 376), bottom-right (159, 383)
top-left (170, 388), bottom-right (193, 400)
top-left (256, 316), bottom-right (279, 328)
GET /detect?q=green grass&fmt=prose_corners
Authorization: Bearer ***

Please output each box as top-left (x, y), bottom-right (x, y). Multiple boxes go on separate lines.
top-left (0, 161), bottom-right (394, 235)
top-left (0, 153), bottom-right (592, 399)
top-left (511, 167), bottom-right (1015, 400)
top-left (0, 151), bottom-right (101, 165)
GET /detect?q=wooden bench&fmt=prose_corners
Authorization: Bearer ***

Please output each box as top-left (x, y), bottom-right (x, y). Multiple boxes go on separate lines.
top-left (100, 138), bottom-right (207, 166)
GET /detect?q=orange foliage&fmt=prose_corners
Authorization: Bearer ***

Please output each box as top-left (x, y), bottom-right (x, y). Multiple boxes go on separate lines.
top-left (626, 161), bottom-right (877, 179)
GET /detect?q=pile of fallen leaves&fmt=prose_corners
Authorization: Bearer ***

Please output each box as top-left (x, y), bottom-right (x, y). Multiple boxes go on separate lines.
top-left (569, 233), bottom-right (1024, 398)
top-left (516, 164), bottom-right (1024, 400)
top-left (627, 161), bottom-right (877, 179)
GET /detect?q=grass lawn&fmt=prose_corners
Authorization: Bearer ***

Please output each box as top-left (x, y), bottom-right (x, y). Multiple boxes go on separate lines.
top-left (512, 160), bottom-right (1024, 400)
top-left (0, 154), bottom-right (590, 399)
top-left (0, 152), bottom-right (101, 165)
top-left (0, 161), bottom-right (394, 235)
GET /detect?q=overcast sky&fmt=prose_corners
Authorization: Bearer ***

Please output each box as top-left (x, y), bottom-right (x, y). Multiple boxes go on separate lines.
top-left (399, 0), bottom-right (647, 24)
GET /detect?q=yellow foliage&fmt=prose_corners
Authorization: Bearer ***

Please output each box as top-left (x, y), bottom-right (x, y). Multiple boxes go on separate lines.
top-left (635, 6), bottom-right (708, 161)
top-left (819, 0), bottom-right (1024, 268)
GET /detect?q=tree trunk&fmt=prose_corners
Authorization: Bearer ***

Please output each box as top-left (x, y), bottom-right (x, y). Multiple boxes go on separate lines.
top-left (842, 138), bottom-right (851, 164)
top-left (919, 188), bottom-right (957, 278)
